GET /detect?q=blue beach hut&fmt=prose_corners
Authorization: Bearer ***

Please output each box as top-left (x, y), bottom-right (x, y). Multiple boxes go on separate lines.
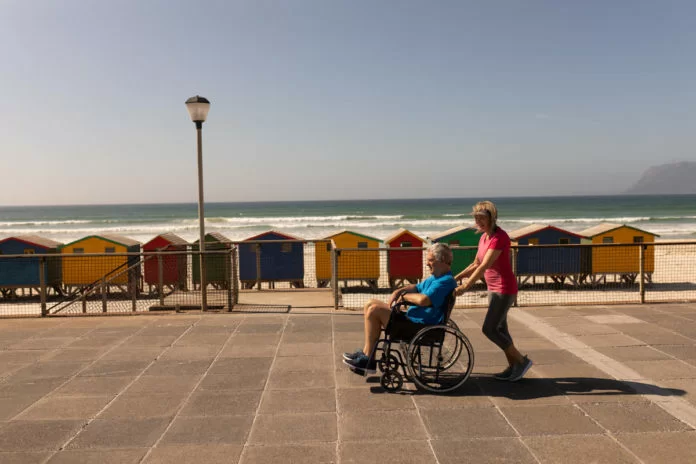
top-left (510, 224), bottom-right (589, 285)
top-left (239, 231), bottom-right (305, 289)
top-left (0, 235), bottom-right (63, 295)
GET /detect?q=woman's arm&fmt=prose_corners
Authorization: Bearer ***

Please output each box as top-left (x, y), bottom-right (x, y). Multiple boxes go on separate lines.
top-left (455, 249), bottom-right (501, 295)
top-left (455, 258), bottom-right (480, 282)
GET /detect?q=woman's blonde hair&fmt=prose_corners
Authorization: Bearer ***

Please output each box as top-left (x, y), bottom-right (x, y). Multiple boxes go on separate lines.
top-left (472, 200), bottom-right (498, 228)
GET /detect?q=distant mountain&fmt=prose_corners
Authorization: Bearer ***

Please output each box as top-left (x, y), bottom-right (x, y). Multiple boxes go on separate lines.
top-left (624, 162), bottom-right (696, 195)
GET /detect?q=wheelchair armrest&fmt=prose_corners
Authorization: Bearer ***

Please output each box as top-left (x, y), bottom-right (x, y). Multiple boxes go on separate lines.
top-left (391, 300), bottom-right (411, 313)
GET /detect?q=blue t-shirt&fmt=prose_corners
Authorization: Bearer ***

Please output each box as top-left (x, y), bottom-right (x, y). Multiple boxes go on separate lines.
top-left (406, 271), bottom-right (456, 324)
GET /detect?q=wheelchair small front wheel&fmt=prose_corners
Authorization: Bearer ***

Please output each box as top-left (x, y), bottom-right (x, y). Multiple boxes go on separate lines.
top-left (380, 370), bottom-right (403, 392)
top-left (378, 354), bottom-right (400, 373)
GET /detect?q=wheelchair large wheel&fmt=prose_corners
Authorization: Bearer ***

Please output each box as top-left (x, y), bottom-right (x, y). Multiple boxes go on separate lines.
top-left (440, 319), bottom-right (463, 369)
top-left (406, 324), bottom-right (474, 393)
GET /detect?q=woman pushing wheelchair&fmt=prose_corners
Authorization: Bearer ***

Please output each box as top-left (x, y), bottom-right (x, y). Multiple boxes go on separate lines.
top-left (455, 200), bottom-right (532, 382)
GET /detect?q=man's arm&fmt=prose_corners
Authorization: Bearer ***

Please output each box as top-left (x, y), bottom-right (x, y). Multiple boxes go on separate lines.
top-left (387, 283), bottom-right (418, 306)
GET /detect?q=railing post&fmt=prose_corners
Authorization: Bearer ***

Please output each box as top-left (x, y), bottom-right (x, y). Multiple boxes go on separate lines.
top-left (39, 256), bottom-right (47, 317)
top-left (226, 249), bottom-right (234, 312)
top-left (131, 267), bottom-right (137, 312)
top-left (232, 247), bottom-right (239, 305)
top-left (101, 277), bottom-right (107, 313)
top-left (332, 247), bottom-right (339, 310)
top-left (511, 247), bottom-right (518, 307)
top-left (157, 253), bottom-right (164, 307)
top-left (639, 244), bottom-right (645, 304)
top-left (255, 244), bottom-right (262, 290)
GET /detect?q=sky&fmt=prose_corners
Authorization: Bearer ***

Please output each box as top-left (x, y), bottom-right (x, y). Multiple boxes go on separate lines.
top-left (2, 0), bottom-right (695, 206)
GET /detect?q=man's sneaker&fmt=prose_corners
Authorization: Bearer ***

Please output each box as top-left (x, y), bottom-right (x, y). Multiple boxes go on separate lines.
top-left (493, 364), bottom-right (514, 381)
top-left (342, 349), bottom-right (365, 361)
top-left (508, 356), bottom-right (533, 382)
top-left (342, 354), bottom-right (377, 375)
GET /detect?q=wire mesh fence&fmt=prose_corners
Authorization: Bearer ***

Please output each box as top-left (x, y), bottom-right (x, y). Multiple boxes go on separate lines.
top-left (0, 241), bottom-right (694, 318)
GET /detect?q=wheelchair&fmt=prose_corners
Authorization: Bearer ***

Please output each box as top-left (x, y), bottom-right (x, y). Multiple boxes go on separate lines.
top-left (373, 292), bottom-right (474, 393)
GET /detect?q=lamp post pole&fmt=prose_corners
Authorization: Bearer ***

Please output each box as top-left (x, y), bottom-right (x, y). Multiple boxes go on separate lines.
top-left (186, 95), bottom-right (211, 311)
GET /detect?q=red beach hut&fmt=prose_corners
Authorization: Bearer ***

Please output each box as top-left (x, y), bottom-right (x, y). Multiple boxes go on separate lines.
top-left (143, 233), bottom-right (189, 293)
top-left (385, 228), bottom-right (425, 288)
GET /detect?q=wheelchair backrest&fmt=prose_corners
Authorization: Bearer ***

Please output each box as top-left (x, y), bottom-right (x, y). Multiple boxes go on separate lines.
top-left (441, 291), bottom-right (457, 324)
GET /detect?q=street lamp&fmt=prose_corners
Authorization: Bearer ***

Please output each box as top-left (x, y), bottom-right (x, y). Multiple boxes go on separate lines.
top-left (185, 95), bottom-right (211, 311)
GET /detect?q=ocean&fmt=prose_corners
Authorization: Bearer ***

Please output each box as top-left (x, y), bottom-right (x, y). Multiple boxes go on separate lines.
top-left (1, 195), bottom-right (695, 245)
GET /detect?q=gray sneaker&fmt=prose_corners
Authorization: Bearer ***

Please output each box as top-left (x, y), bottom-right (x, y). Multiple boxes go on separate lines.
top-left (493, 364), bottom-right (514, 381)
top-left (508, 356), bottom-right (533, 382)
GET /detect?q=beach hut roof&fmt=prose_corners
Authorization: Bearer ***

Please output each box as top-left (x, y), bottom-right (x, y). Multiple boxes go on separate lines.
top-left (579, 223), bottom-right (660, 238)
top-left (428, 225), bottom-right (477, 242)
top-left (323, 230), bottom-right (381, 243)
top-left (0, 235), bottom-right (63, 249)
top-left (61, 234), bottom-right (141, 248)
top-left (383, 228), bottom-right (425, 245)
top-left (193, 232), bottom-right (232, 244)
top-left (244, 230), bottom-right (304, 241)
top-left (509, 224), bottom-right (586, 241)
top-left (146, 233), bottom-right (189, 247)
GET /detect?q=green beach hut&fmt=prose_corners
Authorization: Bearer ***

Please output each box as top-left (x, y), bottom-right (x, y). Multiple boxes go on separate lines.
top-left (192, 232), bottom-right (233, 290)
top-left (429, 226), bottom-right (479, 276)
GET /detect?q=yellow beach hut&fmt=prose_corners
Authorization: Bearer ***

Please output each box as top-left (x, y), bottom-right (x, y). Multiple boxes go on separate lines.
top-left (60, 234), bottom-right (141, 290)
top-left (578, 223), bottom-right (658, 283)
top-left (315, 230), bottom-right (381, 288)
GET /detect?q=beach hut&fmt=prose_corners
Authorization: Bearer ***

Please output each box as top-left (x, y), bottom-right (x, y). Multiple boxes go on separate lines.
top-left (143, 233), bottom-right (189, 293)
top-left (59, 234), bottom-right (141, 292)
top-left (510, 224), bottom-right (589, 286)
top-left (239, 231), bottom-right (305, 289)
top-left (0, 235), bottom-right (63, 297)
top-left (385, 228), bottom-right (425, 288)
top-left (429, 226), bottom-right (479, 276)
top-left (192, 232), bottom-right (233, 290)
top-left (315, 230), bottom-right (381, 289)
top-left (579, 223), bottom-right (658, 284)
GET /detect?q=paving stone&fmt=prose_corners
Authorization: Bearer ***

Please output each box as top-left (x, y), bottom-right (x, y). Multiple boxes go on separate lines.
top-left (219, 344), bottom-right (278, 358)
top-left (616, 431), bottom-right (696, 463)
top-left (0, 420), bottom-right (84, 451)
top-left (277, 342), bottom-right (333, 356)
top-left (180, 390), bottom-right (263, 416)
top-left (229, 333), bottom-right (282, 346)
top-left (421, 407), bottom-right (515, 439)
top-left (0, 396), bottom-right (41, 421)
top-left (580, 401), bottom-right (691, 433)
top-left (198, 372), bottom-right (268, 391)
top-left (127, 335), bottom-right (180, 347)
top-left (412, 381), bottom-right (493, 409)
top-left (79, 360), bottom-right (151, 377)
top-left (9, 361), bottom-right (86, 381)
top-left (499, 404), bottom-right (603, 436)
top-left (242, 443), bottom-right (336, 464)
top-left (99, 347), bottom-right (164, 362)
top-left (334, 368), bottom-right (381, 389)
top-left (261, 388), bottom-right (335, 414)
top-left (477, 377), bottom-right (571, 406)
top-left (267, 368), bottom-right (335, 390)
top-left (655, 344), bottom-right (696, 360)
top-left (271, 355), bottom-right (333, 372)
top-left (175, 333), bottom-right (230, 346)
top-left (127, 375), bottom-right (200, 394)
top-left (557, 323), bottom-right (622, 336)
top-left (623, 360), bottom-right (696, 380)
top-left (0, 451), bottom-right (52, 464)
top-left (432, 437), bottom-right (536, 464)
top-left (236, 323), bottom-right (284, 334)
top-left (249, 412), bottom-right (337, 444)
top-left (100, 393), bottom-right (187, 419)
top-left (143, 444), bottom-right (243, 464)
top-left (575, 333), bottom-right (645, 347)
top-left (43, 348), bottom-right (110, 362)
top-left (46, 448), bottom-right (147, 463)
top-left (208, 356), bottom-right (272, 375)
top-left (53, 375), bottom-right (133, 396)
top-left (340, 440), bottom-right (436, 464)
top-left (0, 377), bottom-right (67, 398)
top-left (337, 387), bottom-right (413, 412)
top-left (157, 345), bottom-right (221, 361)
top-left (554, 377), bottom-right (648, 403)
top-left (341, 409), bottom-right (426, 442)
top-left (16, 395), bottom-right (111, 420)
top-left (524, 434), bottom-right (639, 463)
top-left (282, 332), bottom-right (333, 343)
top-left (532, 362), bottom-right (610, 379)
top-left (159, 415), bottom-right (254, 445)
top-left (596, 345), bottom-right (672, 362)
top-left (9, 337), bottom-right (77, 351)
top-left (67, 418), bottom-right (170, 449)
top-left (143, 359), bottom-right (211, 376)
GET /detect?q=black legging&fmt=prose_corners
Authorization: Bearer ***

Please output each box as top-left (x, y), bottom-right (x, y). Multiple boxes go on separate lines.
top-left (482, 292), bottom-right (516, 350)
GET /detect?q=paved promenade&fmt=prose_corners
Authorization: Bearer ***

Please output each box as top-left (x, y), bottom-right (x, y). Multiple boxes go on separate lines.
top-left (1, 302), bottom-right (696, 463)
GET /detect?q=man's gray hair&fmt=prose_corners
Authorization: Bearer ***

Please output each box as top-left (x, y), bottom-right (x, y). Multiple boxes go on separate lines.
top-left (429, 242), bottom-right (453, 265)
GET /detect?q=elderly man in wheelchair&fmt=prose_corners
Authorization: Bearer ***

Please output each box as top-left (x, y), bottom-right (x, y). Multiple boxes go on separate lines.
top-left (343, 243), bottom-right (474, 392)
